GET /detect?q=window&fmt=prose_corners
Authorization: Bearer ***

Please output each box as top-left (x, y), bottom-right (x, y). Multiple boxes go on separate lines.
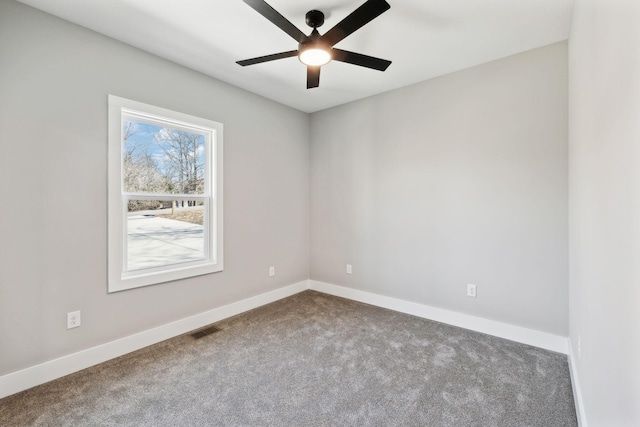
top-left (108, 95), bottom-right (223, 292)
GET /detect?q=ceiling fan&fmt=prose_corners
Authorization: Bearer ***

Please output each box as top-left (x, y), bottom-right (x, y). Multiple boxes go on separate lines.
top-left (236, 0), bottom-right (392, 89)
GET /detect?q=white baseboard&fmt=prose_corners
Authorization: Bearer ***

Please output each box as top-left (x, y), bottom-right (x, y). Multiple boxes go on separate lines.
top-left (309, 280), bottom-right (569, 354)
top-left (567, 337), bottom-right (588, 427)
top-left (1, 279), bottom-right (571, 400)
top-left (0, 280), bottom-right (309, 400)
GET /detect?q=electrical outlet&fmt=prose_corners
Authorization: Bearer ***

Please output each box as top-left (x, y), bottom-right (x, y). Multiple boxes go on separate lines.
top-left (269, 266), bottom-right (275, 277)
top-left (67, 311), bottom-right (81, 329)
top-left (346, 264), bottom-right (352, 274)
top-left (467, 284), bottom-right (477, 298)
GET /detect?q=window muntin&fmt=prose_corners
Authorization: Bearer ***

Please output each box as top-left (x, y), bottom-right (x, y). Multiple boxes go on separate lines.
top-left (108, 96), bottom-right (223, 292)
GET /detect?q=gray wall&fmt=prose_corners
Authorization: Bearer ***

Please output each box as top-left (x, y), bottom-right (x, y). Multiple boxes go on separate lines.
top-left (569, 0), bottom-right (640, 425)
top-left (0, 0), bottom-right (309, 375)
top-left (310, 42), bottom-right (569, 336)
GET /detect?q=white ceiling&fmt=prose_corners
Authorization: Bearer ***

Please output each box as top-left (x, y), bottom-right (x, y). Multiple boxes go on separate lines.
top-left (17, 0), bottom-right (574, 113)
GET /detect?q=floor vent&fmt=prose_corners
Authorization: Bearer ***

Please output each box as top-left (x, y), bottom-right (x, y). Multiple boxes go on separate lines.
top-left (190, 325), bottom-right (221, 339)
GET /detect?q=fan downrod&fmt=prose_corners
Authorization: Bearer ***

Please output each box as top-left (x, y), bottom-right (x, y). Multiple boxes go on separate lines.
top-left (305, 10), bottom-right (325, 28)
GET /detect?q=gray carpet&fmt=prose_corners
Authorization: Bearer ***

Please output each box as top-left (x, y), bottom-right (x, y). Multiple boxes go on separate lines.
top-left (0, 290), bottom-right (577, 426)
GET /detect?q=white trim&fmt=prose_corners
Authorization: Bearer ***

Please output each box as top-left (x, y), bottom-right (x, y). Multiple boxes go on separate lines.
top-left (309, 280), bottom-right (569, 354)
top-left (0, 280), bottom-right (309, 399)
top-left (0, 279), bottom-right (572, 400)
top-left (567, 337), bottom-right (588, 427)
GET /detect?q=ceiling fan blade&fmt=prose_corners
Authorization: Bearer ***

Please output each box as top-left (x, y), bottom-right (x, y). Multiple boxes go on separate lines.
top-left (331, 48), bottom-right (391, 71)
top-left (320, 0), bottom-right (390, 47)
top-left (237, 50), bottom-right (299, 66)
top-left (242, 0), bottom-right (309, 43)
top-left (307, 66), bottom-right (320, 89)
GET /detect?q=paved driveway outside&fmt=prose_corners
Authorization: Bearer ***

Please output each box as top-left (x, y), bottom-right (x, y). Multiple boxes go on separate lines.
top-left (127, 215), bottom-right (204, 270)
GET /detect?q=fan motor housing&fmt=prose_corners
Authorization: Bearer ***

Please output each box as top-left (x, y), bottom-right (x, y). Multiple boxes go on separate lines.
top-left (305, 10), bottom-right (325, 28)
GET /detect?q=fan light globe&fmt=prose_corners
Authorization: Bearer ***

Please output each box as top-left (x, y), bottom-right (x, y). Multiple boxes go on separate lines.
top-left (299, 47), bottom-right (331, 66)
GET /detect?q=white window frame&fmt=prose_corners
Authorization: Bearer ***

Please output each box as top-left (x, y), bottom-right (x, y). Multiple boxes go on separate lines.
top-left (108, 95), bottom-right (223, 292)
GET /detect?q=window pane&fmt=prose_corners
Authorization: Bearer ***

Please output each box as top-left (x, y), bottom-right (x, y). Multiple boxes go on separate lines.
top-left (123, 120), bottom-right (205, 195)
top-left (127, 200), bottom-right (205, 271)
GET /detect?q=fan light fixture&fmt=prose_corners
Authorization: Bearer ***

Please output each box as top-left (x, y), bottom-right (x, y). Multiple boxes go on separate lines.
top-left (299, 46), bottom-right (331, 66)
